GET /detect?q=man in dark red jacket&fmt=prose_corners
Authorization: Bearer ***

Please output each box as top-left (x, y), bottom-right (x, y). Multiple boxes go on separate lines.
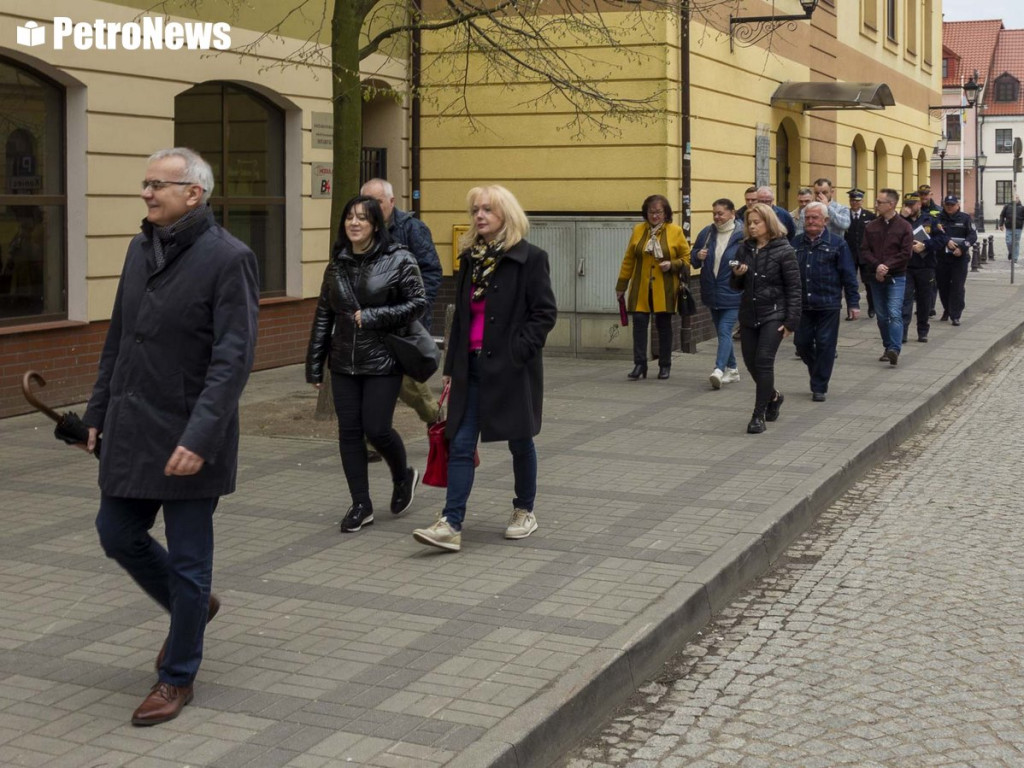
top-left (860, 188), bottom-right (913, 366)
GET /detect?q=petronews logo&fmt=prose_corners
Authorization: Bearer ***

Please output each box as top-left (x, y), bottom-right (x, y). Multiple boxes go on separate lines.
top-left (19, 17), bottom-right (232, 51)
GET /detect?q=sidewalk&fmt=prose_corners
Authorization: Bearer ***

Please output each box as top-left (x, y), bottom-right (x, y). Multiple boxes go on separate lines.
top-left (2, 243), bottom-right (1022, 768)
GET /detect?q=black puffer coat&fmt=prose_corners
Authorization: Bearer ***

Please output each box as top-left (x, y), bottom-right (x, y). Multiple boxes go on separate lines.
top-left (730, 236), bottom-right (802, 331)
top-left (305, 241), bottom-right (427, 380)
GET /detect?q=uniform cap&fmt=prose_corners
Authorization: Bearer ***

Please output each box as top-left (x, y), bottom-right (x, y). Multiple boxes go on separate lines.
top-left (903, 192), bottom-right (920, 204)
top-left (918, 184), bottom-right (932, 193)
top-left (943, 195), bottom-right (959, 205)
top-left (847, 188), bottom-right (865, 200)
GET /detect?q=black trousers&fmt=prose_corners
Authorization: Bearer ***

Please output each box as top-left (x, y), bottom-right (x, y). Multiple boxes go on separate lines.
top-left (331, 372), bottom-right (406, 508)
top-left (935, 255), bottom-right (969, 321)
top-left (859, 264), bottom-right (876, 315)
top-left (632, 312), bottom-right (674, 368)
top-left (740, 323), bottom-right (784, 412)
top-left (902, 267), bottom-right (935, 339)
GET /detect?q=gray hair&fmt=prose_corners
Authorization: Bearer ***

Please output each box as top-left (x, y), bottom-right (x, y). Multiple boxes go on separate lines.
top-left (755, 186), bottom-right (775, 202)
top-left (804, 201), bottom-right (829, 219)
top-left (147, 147), bottom-right (214, 204)
top-left (797, 186), bottom-right (813, 196)
top-left (361, 178), bottom-right (394, 198)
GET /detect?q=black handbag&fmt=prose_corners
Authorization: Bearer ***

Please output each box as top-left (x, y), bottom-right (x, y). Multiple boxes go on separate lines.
top-left (383, 321), bottom-right (441, 383)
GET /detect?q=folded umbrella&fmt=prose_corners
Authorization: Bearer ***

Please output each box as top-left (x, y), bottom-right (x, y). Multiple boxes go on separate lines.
top-left (21, 370), bottom-right (101, 458)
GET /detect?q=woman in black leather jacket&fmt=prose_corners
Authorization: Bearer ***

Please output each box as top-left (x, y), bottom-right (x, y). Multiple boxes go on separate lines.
top-left (730, 203), bottom-right (802, 434)
top-left (306, 195), bottom-right (427, 532)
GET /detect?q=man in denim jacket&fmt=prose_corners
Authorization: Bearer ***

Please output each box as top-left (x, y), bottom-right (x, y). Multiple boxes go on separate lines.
top-left (791, 202), bottom-right (860, 401)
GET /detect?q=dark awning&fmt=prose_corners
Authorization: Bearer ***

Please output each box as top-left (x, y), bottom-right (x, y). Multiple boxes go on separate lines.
top-left (770, 82), bottom-right (895, 111)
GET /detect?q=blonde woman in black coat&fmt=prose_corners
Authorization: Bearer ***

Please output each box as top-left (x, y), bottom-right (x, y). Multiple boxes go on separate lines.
top-left (413, 185), bottom-right (557, 553)
top-left (730, 203), bottom-right (802, 434)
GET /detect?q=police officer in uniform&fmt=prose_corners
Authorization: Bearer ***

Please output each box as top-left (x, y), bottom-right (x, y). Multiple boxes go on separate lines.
top-left (844, 189), bottom-right (876, 319)
top-left (935, 194), bottom-right (977, 326)
top-left (918, 184), bottom-right (943, 316)
top-left (901, 191), bottom-right (947, 343)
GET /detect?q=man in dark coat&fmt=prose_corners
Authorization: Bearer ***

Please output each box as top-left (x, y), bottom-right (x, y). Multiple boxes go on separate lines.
top-left (361, 178), bottom-right (442, 423)
top-left (935, 195), bottom-right (977, 325)
top-left (844, 189), bottom-right (876, 318)
top-left (82, 148), bottom-right (259, 727)
top-left (900, 191), bottom-right (947, 343)
top-left (861, 188), bottom-right (912, 365)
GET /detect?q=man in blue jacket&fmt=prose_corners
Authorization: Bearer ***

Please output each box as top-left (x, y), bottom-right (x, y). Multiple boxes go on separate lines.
top-left (791, 202), bottom-right (860, 401)
top-left (83, 148), bottom-right (259, 726)
top-left (362, 179), bottom-right (443, 423)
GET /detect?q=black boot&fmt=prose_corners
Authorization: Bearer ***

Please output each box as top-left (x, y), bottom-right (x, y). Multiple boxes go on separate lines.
top-left (747, 410), bottom-right (766, 434)
top-left (657, 367), bottom-right (670, 380)
top-left (765, 391), bottom-right (784, 422)
top-left (627, 364), bottom-right (647, 380)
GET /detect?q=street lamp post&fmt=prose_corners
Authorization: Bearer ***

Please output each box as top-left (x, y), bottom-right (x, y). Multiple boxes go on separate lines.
top-left (976, 152), bottom-right (987, 232)
top-left (935, 135), bottom-right (948, 198)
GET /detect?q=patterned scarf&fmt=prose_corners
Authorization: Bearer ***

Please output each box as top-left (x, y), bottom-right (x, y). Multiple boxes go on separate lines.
top-left (151, 205), bottom-right (208, 270)
top-left (468, 238), bottom-right (504, 301)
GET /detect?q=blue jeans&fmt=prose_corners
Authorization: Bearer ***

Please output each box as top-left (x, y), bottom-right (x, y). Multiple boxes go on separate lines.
top-left (443, 354), bottom-right (537, 530)
top-left (1007, 229), bottom-right (1022, 262)
top-left (96, 495), bottom-right (217, 686)
top-left (795, 308), bottom-right (840, 394)
top-left (709, 307), bottom-right (739, 370)
top-left (869, 276), bottom-right (906, 353)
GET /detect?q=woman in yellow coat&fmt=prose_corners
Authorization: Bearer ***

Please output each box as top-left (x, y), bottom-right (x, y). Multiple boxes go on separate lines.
top-left (615, 194), bottom-right (692, 379)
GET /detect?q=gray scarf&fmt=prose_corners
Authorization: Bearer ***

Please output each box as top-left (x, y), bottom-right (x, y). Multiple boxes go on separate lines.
top-left (151, 205), bottom-right (207, 270)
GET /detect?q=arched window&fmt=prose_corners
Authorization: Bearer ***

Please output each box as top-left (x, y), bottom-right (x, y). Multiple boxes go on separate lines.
top-left (0, 56), bottom-right (66, 325)
top-left (175, 82), bottom-right (286, 296)
top-left (994, 74), bottom-right (1019, 103)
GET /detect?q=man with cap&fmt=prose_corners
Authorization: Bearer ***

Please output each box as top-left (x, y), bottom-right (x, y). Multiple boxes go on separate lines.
top-left (935, 194), bottom-right (977, 325)
top-left (900, 191), bottom-right (947, 343)
top-left (844, 188), bottom-right (876, 319)
top-left (918, 184), bottom-right (942, 219)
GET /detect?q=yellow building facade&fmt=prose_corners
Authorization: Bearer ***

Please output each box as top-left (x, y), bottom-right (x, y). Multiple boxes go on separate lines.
top-left (0, 0), bottom-right (941, 413)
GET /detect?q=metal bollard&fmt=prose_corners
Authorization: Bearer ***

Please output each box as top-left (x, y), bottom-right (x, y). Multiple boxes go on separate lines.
top-left (988, 234), bottom-right (995, 261)
top-left (971, 243), bottom-right (980, 271)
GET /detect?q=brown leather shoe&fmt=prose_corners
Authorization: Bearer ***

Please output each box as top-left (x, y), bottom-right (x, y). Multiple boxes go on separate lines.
top-left (155, 593), bottom-right (220, 671)
top-left (131, 681), bottom-right (194, 726)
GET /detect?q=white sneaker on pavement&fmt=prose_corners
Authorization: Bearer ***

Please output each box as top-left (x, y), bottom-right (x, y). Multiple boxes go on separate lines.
top-left (709, 368), bottom-right (724, 389)
top-left (722, 367), bottom-right (741, 384)
top-left (505, 508), bottom-right (538, 540)
top-left (412, 517), bottom-right (461, 552)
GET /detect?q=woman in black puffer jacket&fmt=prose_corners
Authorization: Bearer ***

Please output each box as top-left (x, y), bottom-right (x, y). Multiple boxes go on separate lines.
top-left (306, 195), bottom-right (427, 532)
top-left (730, 203), bottom-right (802, 434)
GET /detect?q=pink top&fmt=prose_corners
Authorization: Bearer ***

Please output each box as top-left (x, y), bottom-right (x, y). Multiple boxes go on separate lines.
top-left (469, 297), bottom-right (486, 350)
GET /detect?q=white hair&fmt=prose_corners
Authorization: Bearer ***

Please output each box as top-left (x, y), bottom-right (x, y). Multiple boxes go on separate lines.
top-left (148, 147), bottom-right (214, 204)
top-left (361, 178), bottom-right (394, 198)
top-left (804, 201), bottom-right (829, 219)
top-left (755, 186), bottom-right (775, 202)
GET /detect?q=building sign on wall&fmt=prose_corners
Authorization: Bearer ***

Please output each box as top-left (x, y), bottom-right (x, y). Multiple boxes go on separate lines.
top-left (312, 112), bottom-right (333, 149)
top-left (755, 123), bottom-right (771, 188)
top-left (312, 163), bottom-right (332, 198)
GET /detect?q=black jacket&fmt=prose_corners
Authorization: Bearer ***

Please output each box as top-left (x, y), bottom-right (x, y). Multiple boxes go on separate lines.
top-left (305, 241), bottom-right (427, 381)
top-left (999, 202), bottom-right (1024, 229)
top-left (389, 209), bottom-right (442, 331)
top-left (83, 207), bottom-right (260, 499)
top-left (445, 239), bottom-right (557, 442)
top-left (731, 236), bottom-right (802, 330)
top-left (844, 208), bottom-right (876, 265)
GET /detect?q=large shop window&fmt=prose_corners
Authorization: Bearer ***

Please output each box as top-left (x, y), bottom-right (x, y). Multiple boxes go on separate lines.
top-left (0, 57), bottom-right (66, 325)
top-left (175, 83), bottom-right (286, 296)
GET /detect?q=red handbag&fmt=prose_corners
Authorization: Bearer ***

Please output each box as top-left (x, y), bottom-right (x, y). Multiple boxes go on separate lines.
top-left (423, 381), bottom-right (479, 488)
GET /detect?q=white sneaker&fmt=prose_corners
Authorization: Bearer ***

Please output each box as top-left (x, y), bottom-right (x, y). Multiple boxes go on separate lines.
top-left (505, 508), bottom-right (538, 540)
top-left (412, 517), bottom-right (461, 552)
top-left (709, 368), bottom-right (724, 389)
top-left (722, 368), bottom-right (741, 384)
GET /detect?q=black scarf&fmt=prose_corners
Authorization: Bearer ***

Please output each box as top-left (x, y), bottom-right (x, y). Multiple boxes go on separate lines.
top-left (151, 205), bottom-right (208, 270)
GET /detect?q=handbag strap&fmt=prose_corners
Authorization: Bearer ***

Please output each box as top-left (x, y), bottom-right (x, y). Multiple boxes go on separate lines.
top-left (438, 380), bottom-right (451, 408)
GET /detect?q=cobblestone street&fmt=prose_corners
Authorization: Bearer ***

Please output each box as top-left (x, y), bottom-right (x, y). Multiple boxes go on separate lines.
top-left (564, 328), bottom-right (1024, 767)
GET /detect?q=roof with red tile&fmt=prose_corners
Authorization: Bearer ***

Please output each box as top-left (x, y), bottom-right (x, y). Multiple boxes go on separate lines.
top-left (985, 29), bottom-right (1024, 116)
top-left (942, 20), bottom-right (1002, 89)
